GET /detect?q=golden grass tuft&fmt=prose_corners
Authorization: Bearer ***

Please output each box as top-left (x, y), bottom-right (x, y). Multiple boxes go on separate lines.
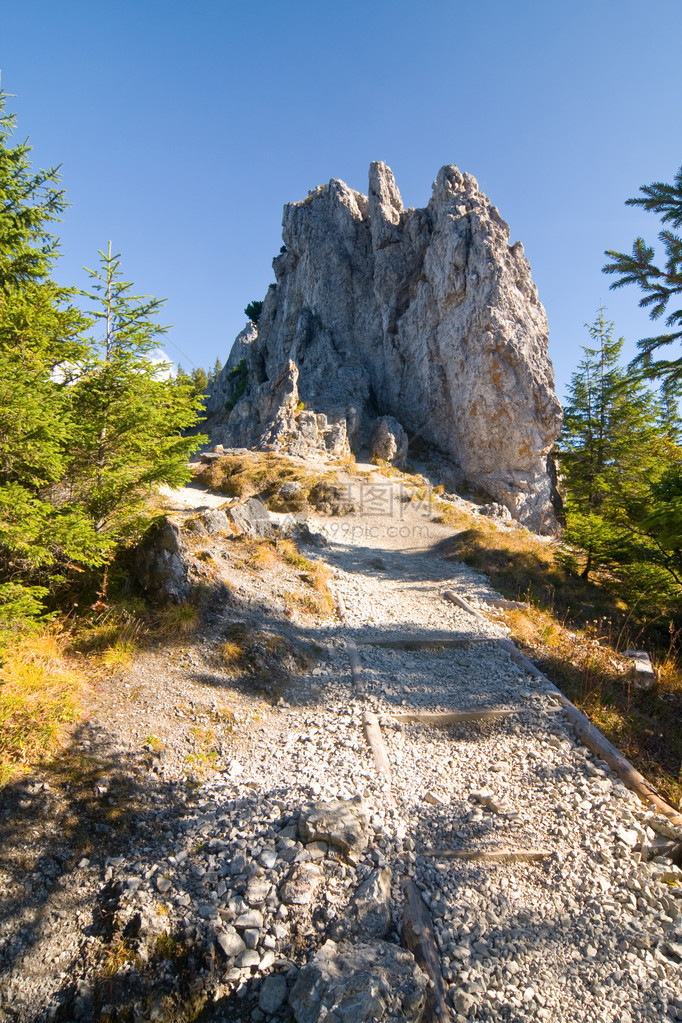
top-left (247, 541), bottom-right (279, 571)
top-left (99, 638), bottom-right (138, 672)
top-left (156, 601), bottom-right (200, 637)
top-left (278, 538), bottom-right (313, 570)
top-left (221, 639), bottom-right (246, 668)
top-left (0, 629), bottom-right (84, 785)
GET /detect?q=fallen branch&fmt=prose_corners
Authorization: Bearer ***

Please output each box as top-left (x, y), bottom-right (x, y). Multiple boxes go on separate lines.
top-left (443, 589), bottom-right (486, 619)
top-left (393, 708), bottom-right (520, 726)
top-left (499, 638), bottom-right (682, 827)
top-left (401, 880), bottom-right (451, 1023)
top-left (422, 846), bottom-right (551, 863)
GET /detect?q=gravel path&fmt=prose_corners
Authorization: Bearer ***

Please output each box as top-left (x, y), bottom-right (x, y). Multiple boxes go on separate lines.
top-left (1, 472), bottom-right (681, 1022)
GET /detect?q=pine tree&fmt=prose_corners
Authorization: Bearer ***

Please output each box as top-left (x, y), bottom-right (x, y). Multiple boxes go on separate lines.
top-left (191, 366), bottom-right (208, 396)
top-left (0, 91), bottom-right (96, 622)
top-left (603, 167), bottom-right (682, 382)
top-left (558, 309), bottom-right (674, 583)
top-left (67, 244), bottom-right (206, 569)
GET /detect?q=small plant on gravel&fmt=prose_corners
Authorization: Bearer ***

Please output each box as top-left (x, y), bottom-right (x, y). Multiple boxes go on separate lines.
top-left (156, 601), bottom-right (200, 637)
top-left (247, 541), bottom-right (279, 571)
top-left (285, 589), bottom-right (334, 618)
top-left (221, 639), bottom-right (247, 669)
top-left (278, 538), bottom-right (313, 569)
top-left (151, 931), bottom-right (184, 961)
top-left (100, 937), bottom-right (140, 976)
top-left (99, 638), bottom-right (138, 672)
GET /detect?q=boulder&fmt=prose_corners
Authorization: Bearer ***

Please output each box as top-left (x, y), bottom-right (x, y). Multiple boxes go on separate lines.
top-left (199, 509), bottom-right (231, 534)
top-left (298, 797), bottom-right (371, 861)
top-left (479, 501), bottom-right (512, 522)
top-left (329, 867), bottom-right (392, 940)
top-left (205, 162), bottom-right (562, 532)
top-left (259, 973), bottom-right (288, 1014)
top-left (370, 416), bottom-right (408, 469)
top-left (133, 518), bottom-right (190, 605)
top-left (624, 650), bottom-right (656, 691)
top-left (227, 498), bottom-right (274, 538)
top-left (279, 863), bottom-right (322, 906)
top-left (288, 939), bottom-right (427, 1023)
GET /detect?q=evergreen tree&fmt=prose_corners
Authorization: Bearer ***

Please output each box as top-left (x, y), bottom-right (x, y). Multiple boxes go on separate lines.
top-left (67, 244), bottom-right (206, 570)
top-left (191, 366), bottom-right (208, 396)
top-left (0, 91), bottom-right (97, 622)
top-left (211, 356), bottom-right (222, 381)
top-left (603, 167), bottom-right (682, 382)
top-left (244, 300), bottom-right (263, 324)
top-left (558, 310), bottom-right (675, 583)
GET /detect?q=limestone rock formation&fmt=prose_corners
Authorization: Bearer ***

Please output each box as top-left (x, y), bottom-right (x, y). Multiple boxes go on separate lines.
top-left (133, 518), bottom-right (190, 604)
top-left (288, 938), bottom-right (427, 1023)
top-left (206, 163), bottom-right (562, 531)
top-left (371, 416), bottom-right (408, 469)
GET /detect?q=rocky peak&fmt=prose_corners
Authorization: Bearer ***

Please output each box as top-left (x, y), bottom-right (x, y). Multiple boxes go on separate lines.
top-left (206, 162), bottom-right (562, 532)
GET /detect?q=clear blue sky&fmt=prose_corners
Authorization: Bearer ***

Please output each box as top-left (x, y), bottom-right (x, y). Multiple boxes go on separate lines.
top-left (2, 0), bottom-right (680, 399)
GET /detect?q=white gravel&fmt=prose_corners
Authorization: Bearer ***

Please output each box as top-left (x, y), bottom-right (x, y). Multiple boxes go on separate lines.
top-left (1, 474), bottom-right (681, 1023)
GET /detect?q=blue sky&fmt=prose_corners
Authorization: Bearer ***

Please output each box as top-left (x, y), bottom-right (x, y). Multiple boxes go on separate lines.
top-left (2, 0), bottom-right (680, 399)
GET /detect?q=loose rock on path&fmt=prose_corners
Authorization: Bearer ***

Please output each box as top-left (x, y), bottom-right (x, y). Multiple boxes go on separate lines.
top-left (1, 467), bottom-right (681, 1023)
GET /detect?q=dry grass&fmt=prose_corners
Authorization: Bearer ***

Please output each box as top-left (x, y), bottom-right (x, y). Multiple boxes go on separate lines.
top-left (99, 638), bottom-right (138, 672)
top-left (500, 605), bottom-right (682, 808)
top-left (0, 629), bottom-right (84, 785)
top-left (284, 588), bottom-right (335, 618)
top-left (247, 542), bottom-right (280, 571)
top-left (156, 602), bottom-right (200, 637)
top-left (430, 489), bottom-right (682, 808)
top-left (277, 537), bottom-right (311, 569)
top-left (221, 639), bottom-right (247, 668)
top-left (194, 452), bottom-right (345, 514)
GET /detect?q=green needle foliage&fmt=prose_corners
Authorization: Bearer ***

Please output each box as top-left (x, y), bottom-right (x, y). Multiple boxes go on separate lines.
top-left (603, 167), bottom-right (682, 383)
top-left (0, 91), bottom-right (95, 623)
top-left (67, 243), bottom-right (206, 560)
top-left (558, 309), bottom-right (682, 610)
top-left (0, 93), bottom-right (206, 624)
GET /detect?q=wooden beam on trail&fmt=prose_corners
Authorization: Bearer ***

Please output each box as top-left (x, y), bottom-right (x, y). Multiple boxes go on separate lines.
top-left (482, 597), bottom-right (530, 610)
top-left (335, 590), bottom-right (347, 622)
top-left (347, 640), bottom-right (363, 687)
top-left (443, 589), bottom-right (487, 620)
top-left (499, 638), bottom-right (682, 828)
top-left (362, 710), bottom-right (395, 806)
top-left (360, 635), bottom-right (491, 651)
top-left (393, 708), bottom-right (520, 726)
top-left (422, 846), bottom-right (552, 864)
top-left (402, 880), bottom-right (451, 1023)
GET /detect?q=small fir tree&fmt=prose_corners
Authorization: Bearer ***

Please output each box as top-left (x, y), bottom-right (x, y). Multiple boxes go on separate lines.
top-left (67, 244), bottom-right (206, 568)
top-left (558, 309), bottom-right (675, 583)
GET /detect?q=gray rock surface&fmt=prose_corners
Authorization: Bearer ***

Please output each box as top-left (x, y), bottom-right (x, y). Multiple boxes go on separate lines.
top-left (227, 497), bottom-right (274, 538)
top-left (298, 797), bottom-right (371, 860)
top-left (370, 416), bottom-right (408, 469)
top-left (206, 162), bottom-right (562, 530)
top-left (288, 938), bottom-right (427, 1023)
top-left (258, 973), bottom-right (288, 1014)
top-left (133, 518), bottom-right (189, 604)
top-left (329, 867), bottom-right (393, 940)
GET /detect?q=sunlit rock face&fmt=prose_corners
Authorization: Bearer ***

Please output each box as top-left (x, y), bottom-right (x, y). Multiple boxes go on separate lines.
top-left (206, 162), bottom-right (562, 531)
